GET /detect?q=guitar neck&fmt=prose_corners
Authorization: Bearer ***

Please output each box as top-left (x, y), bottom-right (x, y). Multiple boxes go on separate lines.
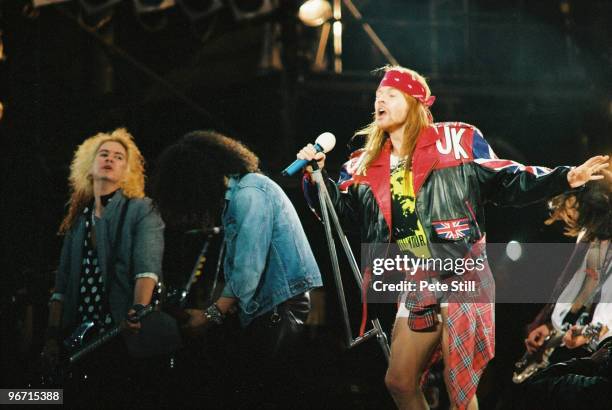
top-left (68, 305), bottom-right (153, 364)
top-left (69, 325), bottom-right (121, 364)
top-left (181, 243), bottom-right (210, 305)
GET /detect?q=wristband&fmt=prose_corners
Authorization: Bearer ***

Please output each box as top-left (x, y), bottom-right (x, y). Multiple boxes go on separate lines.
top-left (203, 303), bottom-right (225, 325)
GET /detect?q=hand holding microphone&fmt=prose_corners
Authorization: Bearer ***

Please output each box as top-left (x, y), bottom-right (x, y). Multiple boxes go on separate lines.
top-left (297, 144), bottom-right (326, 174)
top-left (284, 132), bottom-right (336, 176)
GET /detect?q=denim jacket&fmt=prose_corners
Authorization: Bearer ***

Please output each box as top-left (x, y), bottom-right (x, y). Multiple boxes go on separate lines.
top-left (221, 173), bottom-right (322, 326)
top-left (51, 190), bottom-right (165, 330)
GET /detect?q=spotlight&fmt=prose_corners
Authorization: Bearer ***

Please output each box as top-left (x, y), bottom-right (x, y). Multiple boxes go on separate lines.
top-left (299, 0), bottom-right (332, 27)
top-left (227, 0), bottom-right (277, 21)
top-left (176, 0), bottom-right (223, 21)
top-left (506, 241), bottom-right (523, 262)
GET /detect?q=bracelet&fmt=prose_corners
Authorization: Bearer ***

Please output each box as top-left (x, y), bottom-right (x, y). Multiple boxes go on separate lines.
top-left (203, 303), bottom-right (225, 325)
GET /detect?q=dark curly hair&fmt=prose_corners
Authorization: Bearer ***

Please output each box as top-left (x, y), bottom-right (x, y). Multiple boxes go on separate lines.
top-left (545, 176), bottom-right (612, 241)
top-left (152, 130), bottom-right (260, 228)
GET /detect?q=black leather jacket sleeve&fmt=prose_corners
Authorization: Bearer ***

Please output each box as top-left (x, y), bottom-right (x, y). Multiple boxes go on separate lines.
top-left (303, 170), bottom-right (360, 231)
top-left (322, 170), bottom-right (361, 232)
top-left (474, 163), bottom-right (574, 207)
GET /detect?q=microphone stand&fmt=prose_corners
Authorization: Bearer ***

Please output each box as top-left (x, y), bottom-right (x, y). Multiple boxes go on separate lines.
top-left (310, 164), bottom-right (390, 361)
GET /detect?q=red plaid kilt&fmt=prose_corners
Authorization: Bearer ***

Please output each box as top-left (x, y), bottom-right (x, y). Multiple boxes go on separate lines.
top-left (405, 265), bottom-right (495, 409)
top-left (445, 301), bottom-right (494, 409)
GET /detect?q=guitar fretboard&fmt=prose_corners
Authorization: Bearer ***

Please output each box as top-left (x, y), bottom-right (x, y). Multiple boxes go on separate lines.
top-left (69, 326), bottom-right (121, 363)
top-left (68, 306), bottom-right (153, 363)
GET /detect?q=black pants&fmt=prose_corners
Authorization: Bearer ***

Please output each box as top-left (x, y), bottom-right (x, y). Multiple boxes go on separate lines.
top-left (512, 342), bottom-right (612, 410)
top-left (196, 293), bottom-right (311, 409)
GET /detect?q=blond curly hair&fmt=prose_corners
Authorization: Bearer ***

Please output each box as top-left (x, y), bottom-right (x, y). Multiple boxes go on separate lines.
top-left (59, 128), bottom-right (145, 234)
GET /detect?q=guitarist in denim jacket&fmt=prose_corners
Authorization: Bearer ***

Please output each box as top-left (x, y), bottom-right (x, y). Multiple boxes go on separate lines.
top-left (151, 130), bottom-right (322, 405)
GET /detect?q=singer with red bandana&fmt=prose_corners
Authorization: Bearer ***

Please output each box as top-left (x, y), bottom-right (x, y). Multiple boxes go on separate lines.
top-left (297, 65), bottom-right (609, 410)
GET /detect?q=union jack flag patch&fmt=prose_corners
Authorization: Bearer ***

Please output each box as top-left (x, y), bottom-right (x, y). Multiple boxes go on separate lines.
top-left (432, 218), bottom-right (471, 240)
top-left (474, 158), bottom-right (553, 177)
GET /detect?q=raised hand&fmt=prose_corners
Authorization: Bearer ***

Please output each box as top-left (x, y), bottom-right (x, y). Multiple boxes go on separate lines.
top-left (567, 155), bottom-right (610, 188)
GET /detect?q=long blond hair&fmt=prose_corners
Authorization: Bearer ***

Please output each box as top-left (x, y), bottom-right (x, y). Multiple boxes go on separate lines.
top-left (355, 65), bottom-right (433, 175)
top-left (59, 128), bottom-right (145, 234)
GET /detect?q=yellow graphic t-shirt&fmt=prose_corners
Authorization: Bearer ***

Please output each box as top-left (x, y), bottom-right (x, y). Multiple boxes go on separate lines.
top-left (390, 155), bottom-right (430, 258)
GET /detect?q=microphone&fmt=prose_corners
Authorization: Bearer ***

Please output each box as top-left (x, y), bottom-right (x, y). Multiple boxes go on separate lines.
top-left (282, 132), bottom-right (336, 176)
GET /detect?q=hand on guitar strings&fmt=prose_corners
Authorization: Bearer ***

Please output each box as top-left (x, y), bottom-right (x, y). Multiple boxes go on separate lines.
top-left (563, 324), bottom-right (609, 349)
top-left (525, 324), bottom-right (551, 353)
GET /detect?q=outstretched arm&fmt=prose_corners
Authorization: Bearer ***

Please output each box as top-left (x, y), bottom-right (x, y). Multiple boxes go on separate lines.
top-left (472, 128), bottom-right (609, 206)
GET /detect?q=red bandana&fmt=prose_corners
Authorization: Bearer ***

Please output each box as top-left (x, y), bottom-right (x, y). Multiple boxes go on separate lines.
top-left (378, 70), bottom-right (436, 107)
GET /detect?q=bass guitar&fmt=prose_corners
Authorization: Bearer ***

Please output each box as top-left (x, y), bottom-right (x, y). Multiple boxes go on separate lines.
top-left (512, 321), bottom-right (603, 384)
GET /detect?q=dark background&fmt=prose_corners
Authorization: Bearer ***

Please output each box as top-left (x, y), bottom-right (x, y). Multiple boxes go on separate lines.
top-left (0, 0), bottom-right (610, 408)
